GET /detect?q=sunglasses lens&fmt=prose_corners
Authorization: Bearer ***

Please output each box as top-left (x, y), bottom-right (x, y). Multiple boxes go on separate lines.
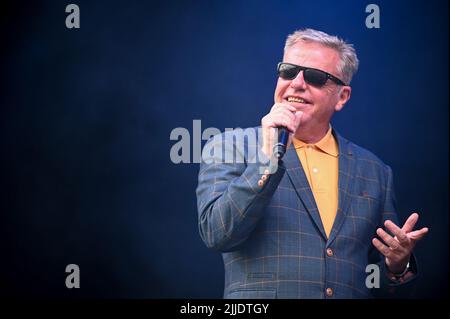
top-left (278, 63), bottom-right (334, 87)
top-left (304, 69), bottom-right (328, 86)
top-left (278, 64), bottom-right (299, 80)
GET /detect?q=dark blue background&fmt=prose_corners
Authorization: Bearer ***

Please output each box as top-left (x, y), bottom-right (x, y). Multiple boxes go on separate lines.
top-left (1, 0), bottom-right (448, 298)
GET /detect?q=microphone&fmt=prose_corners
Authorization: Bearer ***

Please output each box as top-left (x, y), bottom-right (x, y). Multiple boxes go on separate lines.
top-left (273, 127), bottom-right (289, 159)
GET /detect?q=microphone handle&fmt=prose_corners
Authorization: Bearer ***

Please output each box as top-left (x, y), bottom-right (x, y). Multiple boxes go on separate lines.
top-left (273, 127), bottom-right (289, 159)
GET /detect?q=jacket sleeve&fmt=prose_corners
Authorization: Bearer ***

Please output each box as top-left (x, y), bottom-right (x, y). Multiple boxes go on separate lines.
top-left (370, 164), bottom-right (419, 298)
top-left (196, 130), bottom-right (285, 252)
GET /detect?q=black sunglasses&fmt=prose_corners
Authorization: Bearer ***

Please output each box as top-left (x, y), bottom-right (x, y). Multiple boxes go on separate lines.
top-left (277, 62), bottom-right (347, 87)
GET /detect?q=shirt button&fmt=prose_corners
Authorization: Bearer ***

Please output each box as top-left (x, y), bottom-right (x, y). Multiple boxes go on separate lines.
top-left (326, 288), bottom-right (333, 297)
top-left (326, 248), bottom-right (334, 257)
top-left (312, 168), bottom-right (318, 173)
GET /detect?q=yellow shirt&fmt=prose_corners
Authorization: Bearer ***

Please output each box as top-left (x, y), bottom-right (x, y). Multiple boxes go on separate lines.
top-left (292, 127), bottom-right (339, 238)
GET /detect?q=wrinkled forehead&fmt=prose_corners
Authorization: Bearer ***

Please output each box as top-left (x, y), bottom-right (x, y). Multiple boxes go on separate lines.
top-left (283, 41), bottom-right (341, 76)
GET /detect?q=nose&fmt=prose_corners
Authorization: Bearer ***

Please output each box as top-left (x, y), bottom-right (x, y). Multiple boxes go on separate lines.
top-left (290, 70), bottom-right (307, 90)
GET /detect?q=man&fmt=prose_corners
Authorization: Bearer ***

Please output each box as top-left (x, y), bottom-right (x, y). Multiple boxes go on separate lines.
top-left (196, 29), bottom-right (428, 298)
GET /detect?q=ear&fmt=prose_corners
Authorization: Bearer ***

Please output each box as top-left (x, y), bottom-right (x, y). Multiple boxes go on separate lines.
top-left (334, 86), bottom-right (351, 112)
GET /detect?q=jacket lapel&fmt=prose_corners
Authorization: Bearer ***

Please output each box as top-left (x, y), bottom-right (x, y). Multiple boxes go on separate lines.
top-left (283, 130), bottom-right (356, 244)
top-left (327, 131), bottom-right (356, 246)
top-left (283, 144), bottom-right (327, 240)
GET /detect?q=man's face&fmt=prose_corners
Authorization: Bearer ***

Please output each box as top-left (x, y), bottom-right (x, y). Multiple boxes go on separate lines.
top-left (274, 41), bottom-right (351, 136)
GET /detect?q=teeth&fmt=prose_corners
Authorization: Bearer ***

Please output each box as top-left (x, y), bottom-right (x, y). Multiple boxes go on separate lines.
top-left (288, 97), bottom-right (307, 103)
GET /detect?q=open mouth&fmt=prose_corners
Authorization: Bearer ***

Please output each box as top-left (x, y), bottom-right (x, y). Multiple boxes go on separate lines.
top-left (286, 96), bottom-right (312, 105)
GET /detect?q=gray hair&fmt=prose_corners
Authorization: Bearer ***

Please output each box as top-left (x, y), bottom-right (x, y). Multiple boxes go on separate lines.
top-left (284, 28), bottom-right (359, 85)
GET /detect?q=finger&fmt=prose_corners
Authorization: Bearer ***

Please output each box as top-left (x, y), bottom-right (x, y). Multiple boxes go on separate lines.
top-left (408, 227), bottom-right (429, 241)
top-left (266, 116), bottom-right (295, 132)
top-left (272, 110), bottom-right (295, 123)
top-left (376, 228), bottom-right (402, 250)
top-left (372, 238), bottom-right (392, 258)
top-left (271, 103), bottom-right (297, 113)
top-left (273, 108), bottom-right (296, 121)
top-left (402, 212), bottom-right (419, 233)
top-left (385, 220), bottom-right (409, 244)
top-left (276, 116), bottom-right (297, 133)
top-left (272, 109), bottom-right (296, 131)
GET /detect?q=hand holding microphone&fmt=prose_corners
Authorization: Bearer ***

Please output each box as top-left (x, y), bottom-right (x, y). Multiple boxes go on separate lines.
top-left (261, 103), bottom-right (303, 159)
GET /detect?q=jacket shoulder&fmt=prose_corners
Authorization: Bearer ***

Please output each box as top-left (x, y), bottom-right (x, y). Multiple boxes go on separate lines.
top-left (336, 133), bottom-right (390, 170)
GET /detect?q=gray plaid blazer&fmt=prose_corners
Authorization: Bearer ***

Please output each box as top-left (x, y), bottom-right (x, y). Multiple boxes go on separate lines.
top-left (196, 128), bottom-right (417, 299)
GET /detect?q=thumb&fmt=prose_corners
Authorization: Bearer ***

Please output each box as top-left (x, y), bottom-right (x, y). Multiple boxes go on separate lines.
top-left (287, 132), bottom-right (294, 149)
top-left (294, 111), bottom-right (303, 130)
top-left (287, 111), bottom-right (303, 148)
top-left (409, 227), bottom-right (429, 241)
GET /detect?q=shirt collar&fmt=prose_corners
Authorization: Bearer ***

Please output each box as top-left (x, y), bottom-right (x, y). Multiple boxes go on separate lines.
top-left (292, 126), bottom-right (339, 157)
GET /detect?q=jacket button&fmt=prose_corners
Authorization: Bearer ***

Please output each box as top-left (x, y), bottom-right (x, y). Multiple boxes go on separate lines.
top-left (326, 248), bottom-right (334, 257)
top-left (261, 174), bottom-right (267, 181)
top-left (258, 180), bottom-right (264, 187)
top-left (264, 169), bottom-right (270, 175)
top-left (326, 287), bottom-right (333, 297)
